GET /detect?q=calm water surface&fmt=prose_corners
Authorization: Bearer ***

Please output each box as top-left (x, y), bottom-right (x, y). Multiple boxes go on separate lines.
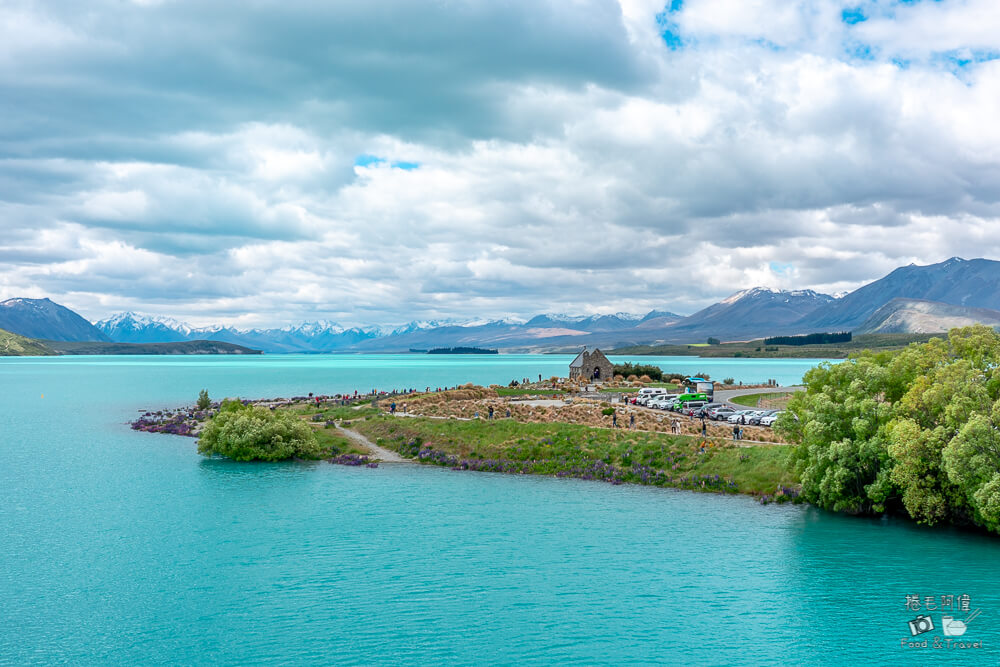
top-left (2, 355), bottom-right (997, 665)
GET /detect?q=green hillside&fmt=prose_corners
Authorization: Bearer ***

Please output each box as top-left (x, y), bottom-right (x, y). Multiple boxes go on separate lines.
top-left (43, 339), bottom-right (262, 355)
top-left (611, 333), bottom-right (938, 358)
top-left (0, 328), bottom-right (58, 356)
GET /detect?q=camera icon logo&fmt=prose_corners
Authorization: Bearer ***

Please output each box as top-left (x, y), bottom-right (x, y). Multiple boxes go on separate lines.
top-left (908, 614), bottom-right (935, 636)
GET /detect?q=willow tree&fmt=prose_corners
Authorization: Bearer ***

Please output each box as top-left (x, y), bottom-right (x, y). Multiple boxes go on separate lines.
top-left (778, 325), bottom-right (1000, 532)
top-left (198, 399), bottom-right (324, 461)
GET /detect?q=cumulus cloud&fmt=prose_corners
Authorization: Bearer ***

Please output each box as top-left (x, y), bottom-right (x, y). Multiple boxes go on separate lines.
top-left (1, 0), bottom-right (999, 326)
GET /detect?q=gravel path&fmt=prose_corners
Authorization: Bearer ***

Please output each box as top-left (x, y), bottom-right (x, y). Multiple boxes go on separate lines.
top-left (335, 424), bottom-right (409, 463)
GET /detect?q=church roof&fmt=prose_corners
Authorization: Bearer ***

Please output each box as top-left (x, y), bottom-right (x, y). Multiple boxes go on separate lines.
top-left (569, 351), bottom-right (586, 368)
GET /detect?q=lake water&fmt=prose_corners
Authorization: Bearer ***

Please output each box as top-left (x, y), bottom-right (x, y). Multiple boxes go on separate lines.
top-left (2, 354), bottom-right (998, 664)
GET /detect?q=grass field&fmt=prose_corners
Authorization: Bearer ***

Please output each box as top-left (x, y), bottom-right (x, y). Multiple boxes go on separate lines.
top-left (311, 426), bottom-right (369, 455)
top-left (352, 416), bottom-right (796, 495)
top-left (730, 392), bottom-right (799, 408)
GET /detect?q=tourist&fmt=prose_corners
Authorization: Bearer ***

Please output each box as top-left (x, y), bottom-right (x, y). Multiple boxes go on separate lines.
top-left (630, 413), bottom-right (635, 430)
top-left (612, 412), bottom-right (618, 428)
top-left (505, 408), bottom-right (511, 418)
top-left (733, 424), bottom-right (739, 441)
top-left (390, 401), bottom-right (396, 415)
top-left (701, 417), bottom-right (707, 437)
top-left (739, 427), bottom-right (745, 441)
top-left (488, 406), bottom-right (494, 420)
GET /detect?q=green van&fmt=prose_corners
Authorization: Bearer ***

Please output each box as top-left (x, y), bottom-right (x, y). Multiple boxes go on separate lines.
top-left (675, 392), bottom-right (708, 404)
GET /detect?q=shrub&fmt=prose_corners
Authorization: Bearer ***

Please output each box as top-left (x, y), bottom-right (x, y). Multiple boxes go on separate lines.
top-left (197, 399), bottom-right (325, 461)
top-left (601, 408), bottom-right (615, 416)
top-left (613, 363), bottom-right (663, 381)
top-left (723, 377), bottom-right (735, 385)
top-left (197, 389), bottom-right (211, 410)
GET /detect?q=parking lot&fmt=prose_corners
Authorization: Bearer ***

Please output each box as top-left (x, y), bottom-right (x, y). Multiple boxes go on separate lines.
top-left (624, 385), bottom-right (802, 428)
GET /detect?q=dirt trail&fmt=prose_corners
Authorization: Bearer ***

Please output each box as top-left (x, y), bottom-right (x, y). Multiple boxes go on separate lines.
top-left (335, 424), bottom-right (409, 463)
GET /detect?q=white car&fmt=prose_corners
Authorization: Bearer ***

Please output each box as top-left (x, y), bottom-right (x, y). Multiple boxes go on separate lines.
top-left (759, 412), bottom-right (782, 427)
top-left (655, 395), bottom-right (682, 409)
top-left (727, 410), bottom-right (755, 423)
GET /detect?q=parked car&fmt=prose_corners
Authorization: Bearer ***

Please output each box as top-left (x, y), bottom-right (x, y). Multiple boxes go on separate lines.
top-left (708, 407), bottom-right (736, 421)
top-left (694, 403), bottom-right (724, 418)
top-left (727, 410), bottom-right (756, 424)
top-left (681, 401), bottom-right (707, 415)
top-left (759, 412), bottom-right (783, 427)
top-left (748, 409), bottom-right (777, 425)
top-left (650, 394), bottom-right (680, 409)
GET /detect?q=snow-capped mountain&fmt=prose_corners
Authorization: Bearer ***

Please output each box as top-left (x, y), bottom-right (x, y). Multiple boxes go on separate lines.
top-left (656, 287), bottom-right (835, 342)
top-left (96, 312), bottom-right (192, 343)
top-left (95, 313), bottom-right (381, 352)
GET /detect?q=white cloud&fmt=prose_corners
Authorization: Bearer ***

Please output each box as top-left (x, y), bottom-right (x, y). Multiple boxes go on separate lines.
top-left (0, 0), bottom-right (999, 326)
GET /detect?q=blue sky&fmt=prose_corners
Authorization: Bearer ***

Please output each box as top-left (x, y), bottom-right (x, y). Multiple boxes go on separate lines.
top-left (2, 0), bottom-right (1000, 327)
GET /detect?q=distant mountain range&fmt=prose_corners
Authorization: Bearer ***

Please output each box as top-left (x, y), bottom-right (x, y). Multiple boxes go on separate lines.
top-left (0, 325), bottom-right (260, 357)
top-left (95, 312), bottom-right (384, 353)
top-left (5, 257), bottom-right (1000, 353)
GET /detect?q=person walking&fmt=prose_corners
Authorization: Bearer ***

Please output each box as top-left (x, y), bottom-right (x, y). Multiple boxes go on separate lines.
top-left (390, 401), bottom-right (396, 415)
top-left (629, 413), bottom-right (635, 430)
top-left (733, 424), bottom-right (739, 441)
top-left (505, 408), bottom-right (511, 418)
top-left (612, 411), bottom-right (618, 429)
top-left (488, 405), bottom-right (494, 420)
top-left (701, 417), bottom-right (707, 437)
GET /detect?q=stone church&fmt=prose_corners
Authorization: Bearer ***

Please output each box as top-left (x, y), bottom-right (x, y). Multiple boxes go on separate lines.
top-left (569, 348), bottom-right (614, 382)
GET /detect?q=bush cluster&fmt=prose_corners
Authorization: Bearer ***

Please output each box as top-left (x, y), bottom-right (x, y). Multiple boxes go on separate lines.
top-left (197, 399), bottom-right (325, 461)
top-left (776, 325), bottom-right (1000, 532)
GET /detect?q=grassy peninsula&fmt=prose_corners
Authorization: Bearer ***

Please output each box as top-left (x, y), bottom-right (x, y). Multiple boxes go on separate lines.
top-left (145, 381), bottom-right (798, 499)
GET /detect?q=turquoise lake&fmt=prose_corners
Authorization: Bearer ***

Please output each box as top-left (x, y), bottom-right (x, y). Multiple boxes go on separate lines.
top-left (2, 354), bottom-right (998, 664)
